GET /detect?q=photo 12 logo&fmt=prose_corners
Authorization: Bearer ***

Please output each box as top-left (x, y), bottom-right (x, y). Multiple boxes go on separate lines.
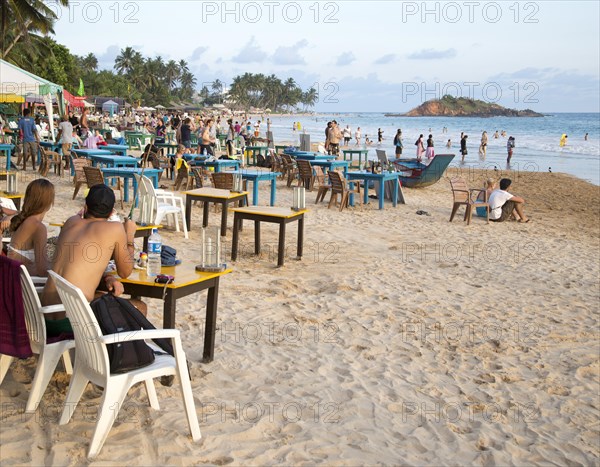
top-left (199, 400), bottom-right (341, 424)
top-left (400, 2), bottom-right (540, 24)
top-left (46, 1), bottom-right (140, 24)
top-left (201, 1), bottom-right (340, 24)
top-left (401, 81), bottom-right (540, 105)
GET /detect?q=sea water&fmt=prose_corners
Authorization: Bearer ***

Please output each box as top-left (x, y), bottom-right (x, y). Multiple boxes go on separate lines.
top-left (263, 113), bottom-right (600, 185)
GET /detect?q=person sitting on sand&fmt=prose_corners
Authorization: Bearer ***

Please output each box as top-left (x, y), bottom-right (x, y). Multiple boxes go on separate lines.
top-left (488, 178), bottom-right (530, 223)
top-left (42, 184), bottom-right (145, 336)
top-left (7, 179), bottom-right (54, 277)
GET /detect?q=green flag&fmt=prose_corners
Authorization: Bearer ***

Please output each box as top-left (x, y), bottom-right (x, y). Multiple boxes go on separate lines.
top-left (78, 78), bottom-right (85, 97)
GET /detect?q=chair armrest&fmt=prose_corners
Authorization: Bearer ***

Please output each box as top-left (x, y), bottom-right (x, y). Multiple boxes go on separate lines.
top-left (101, 328), bottom-right (180, 344)
top-left (39, 304), bottom-right (66, 314)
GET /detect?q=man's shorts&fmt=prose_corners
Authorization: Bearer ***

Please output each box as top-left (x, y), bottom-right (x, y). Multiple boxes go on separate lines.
top-left (491, 200), bottom-right (516, 222)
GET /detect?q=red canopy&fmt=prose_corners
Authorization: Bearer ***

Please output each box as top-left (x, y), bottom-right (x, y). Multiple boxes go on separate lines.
top-left (63, 89), bottom-right (84, 108)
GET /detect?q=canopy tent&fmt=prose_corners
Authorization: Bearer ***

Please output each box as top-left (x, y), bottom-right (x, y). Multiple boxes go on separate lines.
top-left (0, 59), bottom-right (64, 141)
top-left (155, 104), bottom-right (166, 109)
top-left (63, 89), bottom-right (84, 108)
top-left (102, 99), bottom-right (119, 116)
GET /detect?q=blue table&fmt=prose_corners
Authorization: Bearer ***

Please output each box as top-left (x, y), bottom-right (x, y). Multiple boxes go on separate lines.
top-left (309, 160), bottom-right (349, 176)
top-left (103, 144), bottom-right (129, 156)
top-left (0, 144), bottom-right (15, 171)
top-left (72, 148), bottom-right (114, 158)
top-left (346, 171), bottom-right (399, 210)
top-left (40, 141), bottom-right (62, 153)
top-left (89, 154), bottom-right (140, 168)
top-left (231, 170), bottom-right (280, 206)
top-left (100, 168), bottom-right (163, 203)
top-left (342, 149), bottom-right (370, 169)
top-left (288, 151), bottom-right (335, 161)
top-left (188, 158), bottom-right (241, 172)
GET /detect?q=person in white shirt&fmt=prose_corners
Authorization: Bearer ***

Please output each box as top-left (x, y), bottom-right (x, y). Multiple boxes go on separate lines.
top-left (488, 178), bottom-right (530, 223)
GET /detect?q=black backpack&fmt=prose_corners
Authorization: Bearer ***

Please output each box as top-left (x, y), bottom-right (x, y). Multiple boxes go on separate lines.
top-left (90, 293), bottom-right (174, 374)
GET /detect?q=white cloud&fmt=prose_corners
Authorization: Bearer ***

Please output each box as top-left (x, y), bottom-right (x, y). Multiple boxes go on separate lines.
top-left (407, 48), bottom-right (457, 60)
top-left (335, 52), bottom-right (356, 66)
top-left (231, 37), bottom-right (267, 63)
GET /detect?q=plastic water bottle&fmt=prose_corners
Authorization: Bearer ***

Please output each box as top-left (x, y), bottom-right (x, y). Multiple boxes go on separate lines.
top-left (147, 228), bottom-right (162, 277)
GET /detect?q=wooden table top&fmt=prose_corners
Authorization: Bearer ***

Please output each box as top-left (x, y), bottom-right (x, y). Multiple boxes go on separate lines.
top-left (183, 187), bottom-right (249, 199)
top-left (116, 262), bottom-right (232, 289)
top-left (230, 206), bottom-right (308, 219)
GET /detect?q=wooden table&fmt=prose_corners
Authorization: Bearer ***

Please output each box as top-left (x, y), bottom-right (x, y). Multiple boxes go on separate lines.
top-left (100, 167), bottom-right (163, 203)
top-left (346, 170), bottom-right (402, 209)
top-left (103, 144), bottom-right (129, 156)
top-left (310, 160), bottom-right (349, 177)
top-left (88, 154), bottom-right (140, 168)
top-left (244, 146), bottom-right (269, 166)
top-left (155, 143), bottom-right (179, 157)
top-left (231, 206), bottom-right (307, 267)
top-left (117, 263), bottom-right (232, 362)
top-left (0, 144), bottom-right (15, 171)
top-left (342, 149), bottom-right (369, 169)
top-left (72, 148), bottom-right (114, 158)
top-left (231, 170), bottom-right (280, 206)
top-left (185, 157), bottom-right (241, 173)
top-left (183, 188), bottom-right (249, 236)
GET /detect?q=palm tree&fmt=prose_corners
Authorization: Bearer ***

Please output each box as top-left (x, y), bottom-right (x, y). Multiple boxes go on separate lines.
top-left (164, 60), bottom-right (180, 90)
top-left (82, 52), bottom-right (98, 70)
top-left (114, 46), bottom-right (138, 75)
top-left (1, 0), bottom-right (69, 59)
top-left (181, 71), bottom-right (197, 99)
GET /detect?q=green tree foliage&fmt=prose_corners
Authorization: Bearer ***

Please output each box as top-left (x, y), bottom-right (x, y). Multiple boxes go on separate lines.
top-left (228, 73), bottom-right (316, 112)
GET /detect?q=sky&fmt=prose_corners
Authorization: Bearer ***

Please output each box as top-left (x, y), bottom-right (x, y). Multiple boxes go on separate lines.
top-left (50, 0), bottom-right (600, 112)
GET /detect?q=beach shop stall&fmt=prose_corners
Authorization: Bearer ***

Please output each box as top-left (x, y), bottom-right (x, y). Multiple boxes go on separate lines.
top-left (0, 59), bottom-right (64, 141)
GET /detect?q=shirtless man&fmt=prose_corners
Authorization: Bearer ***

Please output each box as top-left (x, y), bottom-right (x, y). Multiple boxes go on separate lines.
top-left (42, 184), bottom-right (140, 334)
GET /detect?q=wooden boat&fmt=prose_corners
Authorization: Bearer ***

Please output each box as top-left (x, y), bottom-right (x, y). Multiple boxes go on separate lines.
top-left (393, 154), bottom-right (455, 188)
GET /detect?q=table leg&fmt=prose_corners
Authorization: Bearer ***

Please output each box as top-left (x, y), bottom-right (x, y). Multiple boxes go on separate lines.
top-left (203, 279), bottom-right (220, 362)
top-left (270, 178), bottom-right (276, 206)
top-left (252, 180), bottom-right (258, 206)
top-left (124, 177), bottom-right (131, 203)
top-left (185, 195), bottom-right (193, 229)
top-left (349, 181), bottom-right (355, 207)
top-left (163, 289), bottom-right (177, 329)
top-left (379, 179), bottom-right (385, 210)
top-left (363, 179), bottom-right (369, 205)
top-left (297, 215), bottom-right (304, 259)
top-left (202, 200), bottom-right (210, 227)
top-left (254, 220), bottom-right (261, 255)
top-left (393, 178), bottom-right (398, 207)
top-left (231, 213), bottom-right (240, 261)
top-left (277, 221), bottom-right (286, 267)
top-left (220, 200), bottom-right (228, 235)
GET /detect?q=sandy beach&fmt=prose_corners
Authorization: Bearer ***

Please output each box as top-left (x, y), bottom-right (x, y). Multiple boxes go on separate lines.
top-left (1, 164), bottom-right (598, 465)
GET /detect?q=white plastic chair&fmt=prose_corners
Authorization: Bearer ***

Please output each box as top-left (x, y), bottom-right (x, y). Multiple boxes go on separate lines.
top-left (0, 266), bottom-right (74, 413)
top-left (134, 174), bottom-right (189, 239)
top-left (48, 271), bottom-right (201, 459)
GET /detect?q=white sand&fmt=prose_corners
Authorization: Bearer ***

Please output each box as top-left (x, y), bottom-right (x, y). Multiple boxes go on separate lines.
top-left (1, 164), bottom-right (598, 465)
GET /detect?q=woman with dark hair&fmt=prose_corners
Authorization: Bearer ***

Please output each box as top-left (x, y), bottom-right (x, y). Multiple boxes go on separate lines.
top-left (415, 134), bottom-right (425, 161)
top-left (7, 179), bottom-right (55, 276)
top-left (425, 134), bottom-right (435, 160)
top-left (393, 129), bottom-right (403, 156)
